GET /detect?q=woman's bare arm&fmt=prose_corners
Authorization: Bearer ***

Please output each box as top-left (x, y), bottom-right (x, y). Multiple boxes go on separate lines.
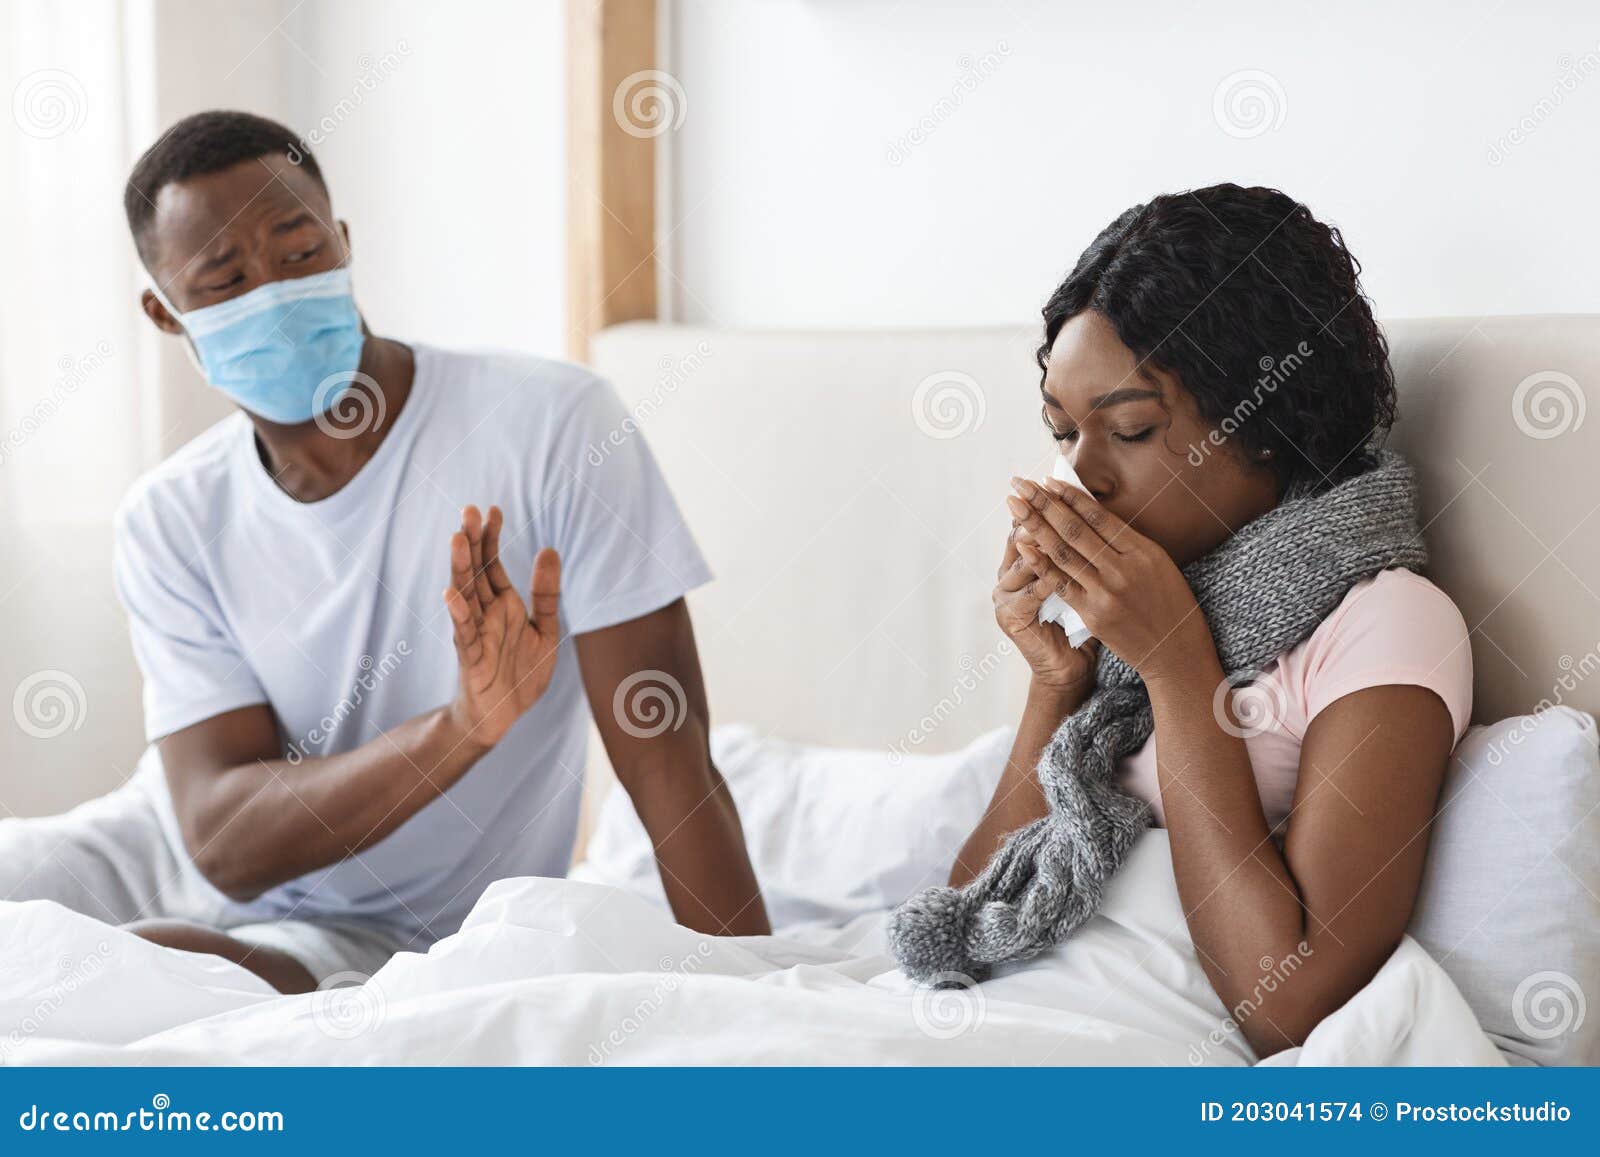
top-left (1007, 474), bottom-right (1455, 1057)
top-left (1150, 650), bottom-right (1453, 1056)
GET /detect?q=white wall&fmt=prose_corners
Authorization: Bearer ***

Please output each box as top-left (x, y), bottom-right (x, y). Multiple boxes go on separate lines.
top-left (142, 0), bottom-right (569, 455)
top-left (281, 0), bottom-right (567, 359)
top-left (663, 0), bottom-right (1600, 328)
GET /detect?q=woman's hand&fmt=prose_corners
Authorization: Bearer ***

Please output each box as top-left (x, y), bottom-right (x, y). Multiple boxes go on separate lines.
top-left (1004, 476), bottom-right (1214, 685)
top-left (993, 518), bottom-right (1100, 697)
top-left (443, 504), bottom-right (563, 750)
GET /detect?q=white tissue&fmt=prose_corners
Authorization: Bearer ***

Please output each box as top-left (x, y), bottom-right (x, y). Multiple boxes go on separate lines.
top-left (1033, 456), bottom-right (1095, 648)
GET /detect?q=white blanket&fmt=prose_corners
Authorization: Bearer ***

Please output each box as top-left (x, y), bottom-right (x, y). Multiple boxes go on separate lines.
top-left (0, 832), bottom-right (1502, 1065)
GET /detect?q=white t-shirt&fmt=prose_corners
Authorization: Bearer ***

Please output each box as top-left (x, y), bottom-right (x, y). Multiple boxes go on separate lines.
top-left (112, 344), bottom-right (711, 946)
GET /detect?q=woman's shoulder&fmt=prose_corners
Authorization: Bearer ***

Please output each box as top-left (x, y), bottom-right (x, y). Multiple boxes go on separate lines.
top-left (1277, 567), bottom-right (1474, 739)
top-left (1328, 567), bottom-right (1468, 633)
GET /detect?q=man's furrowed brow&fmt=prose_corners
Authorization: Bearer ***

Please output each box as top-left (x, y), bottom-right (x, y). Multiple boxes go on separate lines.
top-left (272, 212), bottom-right (315, 234)
top-left (194, 245), bottom-right (239, 273)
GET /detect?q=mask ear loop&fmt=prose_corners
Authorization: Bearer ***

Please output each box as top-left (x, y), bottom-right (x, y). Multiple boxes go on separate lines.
top-left (145, 277), bottom-right (207, 379)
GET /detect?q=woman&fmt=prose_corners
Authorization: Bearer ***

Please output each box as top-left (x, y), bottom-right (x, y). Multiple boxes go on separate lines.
top-left (903, 184), bottom-right (1472, 1059)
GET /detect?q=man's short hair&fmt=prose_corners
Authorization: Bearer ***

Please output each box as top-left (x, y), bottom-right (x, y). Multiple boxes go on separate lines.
top-left (123, 110), bottom-right (326, 265)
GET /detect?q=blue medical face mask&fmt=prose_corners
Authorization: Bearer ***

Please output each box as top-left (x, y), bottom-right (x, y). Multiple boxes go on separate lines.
top-left (152, 266), bottom-right (366, 425)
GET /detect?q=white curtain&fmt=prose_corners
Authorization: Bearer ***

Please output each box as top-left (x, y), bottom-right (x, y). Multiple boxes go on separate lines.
top-left (0, 0), bottom-right (260, 816)
top-left (1, 0), bottom-right (156, 524)
top-left (1, 0), bottom-right (159, 816)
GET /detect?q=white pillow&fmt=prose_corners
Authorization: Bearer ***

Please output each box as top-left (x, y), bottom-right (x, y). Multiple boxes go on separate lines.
top-left (574, 724), bottom-right (1013, 931)
top-left (1407, 707), bottom-right (1600, 1066)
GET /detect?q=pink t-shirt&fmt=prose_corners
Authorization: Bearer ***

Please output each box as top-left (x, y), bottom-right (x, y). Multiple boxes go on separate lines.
top-left (1118, 567), bottom-right (1474, 835)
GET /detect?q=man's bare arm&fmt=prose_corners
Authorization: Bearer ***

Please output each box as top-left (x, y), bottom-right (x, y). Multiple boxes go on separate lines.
top-left (159, 504), bottom-right (560, 901)
top-left (157, 701), bottom-right (492, 901)
top-left (576, 599), bottom-right (770, 936)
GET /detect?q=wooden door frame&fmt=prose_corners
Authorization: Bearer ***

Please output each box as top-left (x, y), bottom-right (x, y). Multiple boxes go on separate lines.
top-left (565, 0), bottom-right (660, 362)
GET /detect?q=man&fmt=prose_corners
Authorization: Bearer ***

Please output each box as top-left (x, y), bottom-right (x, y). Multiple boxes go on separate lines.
top-left (0, 110), bottom-right (767, 993)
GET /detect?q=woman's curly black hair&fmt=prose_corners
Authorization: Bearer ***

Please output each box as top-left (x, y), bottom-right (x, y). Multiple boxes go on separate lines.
top-left (1038, 184), bottom-right (1396, 497)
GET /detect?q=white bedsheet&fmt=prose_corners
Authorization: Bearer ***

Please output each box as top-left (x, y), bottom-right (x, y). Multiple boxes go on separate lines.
top-left (0, 832), bottom-right (1502, 1066)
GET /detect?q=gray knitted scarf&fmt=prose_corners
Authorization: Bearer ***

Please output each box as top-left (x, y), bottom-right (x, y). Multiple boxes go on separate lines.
top-left (889, 448), bottom-right (1428, 983)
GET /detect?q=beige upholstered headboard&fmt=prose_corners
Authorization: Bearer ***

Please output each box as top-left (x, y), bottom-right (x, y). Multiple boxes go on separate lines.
top-left (575, 316), bottom-right (1598, 851)
top-left (1380, 316), bottom-right (1597, 723)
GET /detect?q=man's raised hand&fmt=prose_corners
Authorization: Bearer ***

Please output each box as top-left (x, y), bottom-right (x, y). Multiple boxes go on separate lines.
top-left (443, 504), bottom-right (562, 750)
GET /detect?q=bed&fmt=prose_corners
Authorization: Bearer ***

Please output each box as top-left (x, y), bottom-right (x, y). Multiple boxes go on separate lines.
top-left (2, 315), bottom-right (1596, 1066)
